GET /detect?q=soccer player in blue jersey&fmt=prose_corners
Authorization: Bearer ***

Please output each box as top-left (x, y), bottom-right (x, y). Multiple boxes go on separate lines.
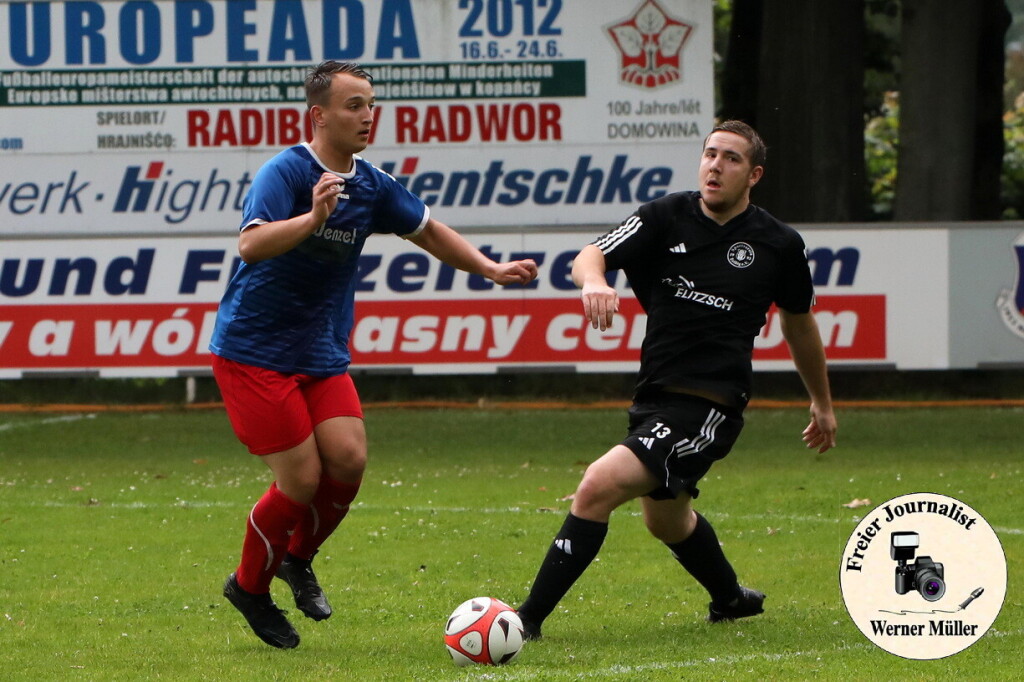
top-left (211, 61), bottom-right (538, 649)
top-left (516, 121), bottom-right (837, 640)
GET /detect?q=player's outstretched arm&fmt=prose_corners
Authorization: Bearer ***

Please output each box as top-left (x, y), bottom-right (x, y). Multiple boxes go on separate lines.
top-left (779, 308), bottom-right (838, 453)
top-left (572, 245), bottom-right (619, 331)
top-left (409, 219), bottom-right (538, 285)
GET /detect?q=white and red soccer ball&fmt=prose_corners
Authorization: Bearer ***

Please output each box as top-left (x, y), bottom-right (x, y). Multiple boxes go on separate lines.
top-left (444, 597), bottom-right (525, 666)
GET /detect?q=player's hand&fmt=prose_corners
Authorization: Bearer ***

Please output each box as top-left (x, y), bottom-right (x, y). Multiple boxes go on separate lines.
top-left (581, 282), bottom-right (619, 331)
top-left (802, 403), bottom-right (837, 454)
top-left (489, 259), bottom-right (539, 286)
top-left (311, 172), bottom-right (344, 224)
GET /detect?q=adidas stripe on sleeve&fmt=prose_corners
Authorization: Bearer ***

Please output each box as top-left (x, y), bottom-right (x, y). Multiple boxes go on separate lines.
top-left (593, 214), bottom-right (642, 254)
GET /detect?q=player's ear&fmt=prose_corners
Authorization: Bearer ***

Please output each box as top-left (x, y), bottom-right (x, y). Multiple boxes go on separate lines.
top-left (748, 165), bottom-right (764, 187)
top-left (309, 105), bottom-right (326, 128)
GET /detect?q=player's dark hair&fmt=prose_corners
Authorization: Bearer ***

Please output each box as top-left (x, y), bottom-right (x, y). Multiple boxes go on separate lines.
top-left (305, 61), bottom-right (373, 108)
top-left (706, 120), bottom-right (767, 168)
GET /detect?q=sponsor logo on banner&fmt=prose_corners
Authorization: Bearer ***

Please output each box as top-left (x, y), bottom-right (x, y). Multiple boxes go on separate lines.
top-left (755, 298), bottom-right (886, 361)
top-left (0, 235), bottom-right (901, 378)
top-left (1, 1), bottom-right (715, 231)
top-left (0, 296), bottom-right (885, 376)
top-left (1, 155), bottom-right (672, 227)
top-left (995, 231), bottom-right (1024, 340)
top-left (606, 0), bottom-right (694, 89)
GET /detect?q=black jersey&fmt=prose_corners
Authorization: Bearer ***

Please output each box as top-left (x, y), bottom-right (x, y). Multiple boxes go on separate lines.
top-left (594, 191), bottom-right (814, 409)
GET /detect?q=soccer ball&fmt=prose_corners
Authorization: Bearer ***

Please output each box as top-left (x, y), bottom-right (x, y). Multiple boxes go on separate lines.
top-left (444, 597), bottom-right (525, 666)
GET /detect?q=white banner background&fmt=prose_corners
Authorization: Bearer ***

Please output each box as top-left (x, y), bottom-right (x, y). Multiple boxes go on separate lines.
top-left (0, 227), bottom-right (971, 377)
top-left (1, 0), bottom-right (714, 232)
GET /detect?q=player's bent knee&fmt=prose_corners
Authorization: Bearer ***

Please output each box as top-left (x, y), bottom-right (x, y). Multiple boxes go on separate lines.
top-left (318, 435), bottom-right (367, 479)
top-left (315, 417), bottom-right (367, 479)
top-left (644, 517), bottom-right (686, 543)
top-left (324, 449), bottom-right (366, 482)
top-left (277, 469), bottom-right (322, 504)
top-left (570, 473), bottom-right (621, 521)
top-left (642, 505), bottom-right (695, 544)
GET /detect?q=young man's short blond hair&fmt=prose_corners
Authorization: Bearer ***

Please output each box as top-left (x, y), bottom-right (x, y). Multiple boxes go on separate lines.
top-left (305, 61), bottom-right (372, 109)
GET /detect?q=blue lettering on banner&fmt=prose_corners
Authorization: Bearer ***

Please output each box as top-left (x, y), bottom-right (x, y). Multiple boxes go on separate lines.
top-left (66, 2), bottom-right (105, 65)
top-left (808, 247), bottom-right (860, 287)
top-left (179, 250), bottom-right (225, 293)
top-left (386, 252), bottom-right (430, 293)
top-left (549, 250), bottom-right (575, 290)
top-left (110, 161), bottom-right (253, 224)
top-left (0, 247), bottom-right (575, 299)
top-left (1, 156), bottom-right (673, 224)
top-left (0, 249), bottom-right (154, 297)
top-left (268, 1), bottom-right (312, 62)
top-left (8, 3), bottom-right (50, 67)
top-left (6, 0), bottom-right (420, 66)
top-left (178, 249), bottom-right (243, 294)
top-left (0, 171), bottom-right (89, 214)
top-left (350, 247), bottom-right (560, 294)
top-left (120, 1), bottom-right (162, 65)
top-left (354, 254), bottom-right (383, 292)
top-left (175, 1), bottom-right (216, 63)
top-left (1, 244), bottom-right (856, 302)
top-left (378, 155), bottom-right (673, 207)
top-left (226, 0), bottom-right (258, 62)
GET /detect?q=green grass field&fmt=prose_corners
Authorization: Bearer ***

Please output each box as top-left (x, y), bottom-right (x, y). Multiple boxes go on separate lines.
top-left (1, 406), bottom-right (1020, 681)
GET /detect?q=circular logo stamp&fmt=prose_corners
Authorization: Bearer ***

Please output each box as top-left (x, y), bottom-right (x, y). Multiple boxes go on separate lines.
top-left (839, 493), bottom-right (1006, 660)
top-left (727, 242), bottom-right (754, 268)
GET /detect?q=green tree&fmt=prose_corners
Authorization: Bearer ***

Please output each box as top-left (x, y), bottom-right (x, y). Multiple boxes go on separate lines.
top-left (895, 0), bottom-right (1010, 220)
top-left (1003, 94), bottom-right (1024, 218)
top-left (717, 0), bottom-right (866, 222)
top-left (865, 92), bottom-right (899, 219)
top-left (716, 0), bottom-right (1013, 222)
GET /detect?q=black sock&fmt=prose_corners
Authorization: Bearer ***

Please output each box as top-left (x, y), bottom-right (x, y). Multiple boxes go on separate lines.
top-left (518, 513), bottom-right (608, 626)
top-left (665, 512), bottom-right (740, 606)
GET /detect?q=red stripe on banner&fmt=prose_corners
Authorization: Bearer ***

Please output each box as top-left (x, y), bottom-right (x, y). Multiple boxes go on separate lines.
top-left (753, 296), bottom-right (887, 361)
top-left (0, 295), bottom-right (885, 373)
top-left (0, 303), bottom-right (219, 369)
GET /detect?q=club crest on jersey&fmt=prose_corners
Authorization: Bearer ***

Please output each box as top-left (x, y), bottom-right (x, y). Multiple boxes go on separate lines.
top-left (727, 242), bottom-right (755, 268)
top-left (996, 231), bottom-right (1024, 340)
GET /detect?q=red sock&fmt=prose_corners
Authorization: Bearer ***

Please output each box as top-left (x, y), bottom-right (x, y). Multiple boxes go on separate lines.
top-left (287, 475), bottom-right (361, 560)
top-left (236, 483), bottom-right (307, 594)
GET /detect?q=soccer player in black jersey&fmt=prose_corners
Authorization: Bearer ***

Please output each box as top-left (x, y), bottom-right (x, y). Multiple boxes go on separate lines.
top-left (516, 120), bottom-right (837, 639)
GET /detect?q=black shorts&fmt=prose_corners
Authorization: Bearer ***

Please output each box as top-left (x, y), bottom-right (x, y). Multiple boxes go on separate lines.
top-left (622, 393), bottom-right (744, 501)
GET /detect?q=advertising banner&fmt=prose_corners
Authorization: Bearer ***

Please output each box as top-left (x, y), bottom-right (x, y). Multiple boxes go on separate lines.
top-left (0, 0), bottom-right (715, 233)
top-left (950, 225), bottom-right (1024, 368)
top-left (0, 228), bottom-right (963, 378)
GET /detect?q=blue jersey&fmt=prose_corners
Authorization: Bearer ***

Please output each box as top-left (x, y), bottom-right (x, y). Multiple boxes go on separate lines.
top-left (210, 143), bottom-right (428, 376)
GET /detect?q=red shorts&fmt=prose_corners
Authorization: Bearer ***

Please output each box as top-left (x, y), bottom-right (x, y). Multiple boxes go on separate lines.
top-left (212, 355), bottom-right (363, 455)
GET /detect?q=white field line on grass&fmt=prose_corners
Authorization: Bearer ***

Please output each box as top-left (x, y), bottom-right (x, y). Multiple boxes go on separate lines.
top-left (0, 413), bottom-right (96, 431)
top-left (26, 501), bottom-right (853, 526)
top-left (498, 643), bottom-right (878, 680)
top-left (30, 500), bottom-right (1024, 537)
top-left (478, 633), bottom-right (1023, 681)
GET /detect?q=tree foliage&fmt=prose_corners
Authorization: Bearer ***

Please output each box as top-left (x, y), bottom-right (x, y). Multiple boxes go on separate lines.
top-left (864, 92), bottom-right (899, 220)
top-left (715, 0), bottom-right (1018, 221)
top-left (1002, 93), bottom-right (1024, 218)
